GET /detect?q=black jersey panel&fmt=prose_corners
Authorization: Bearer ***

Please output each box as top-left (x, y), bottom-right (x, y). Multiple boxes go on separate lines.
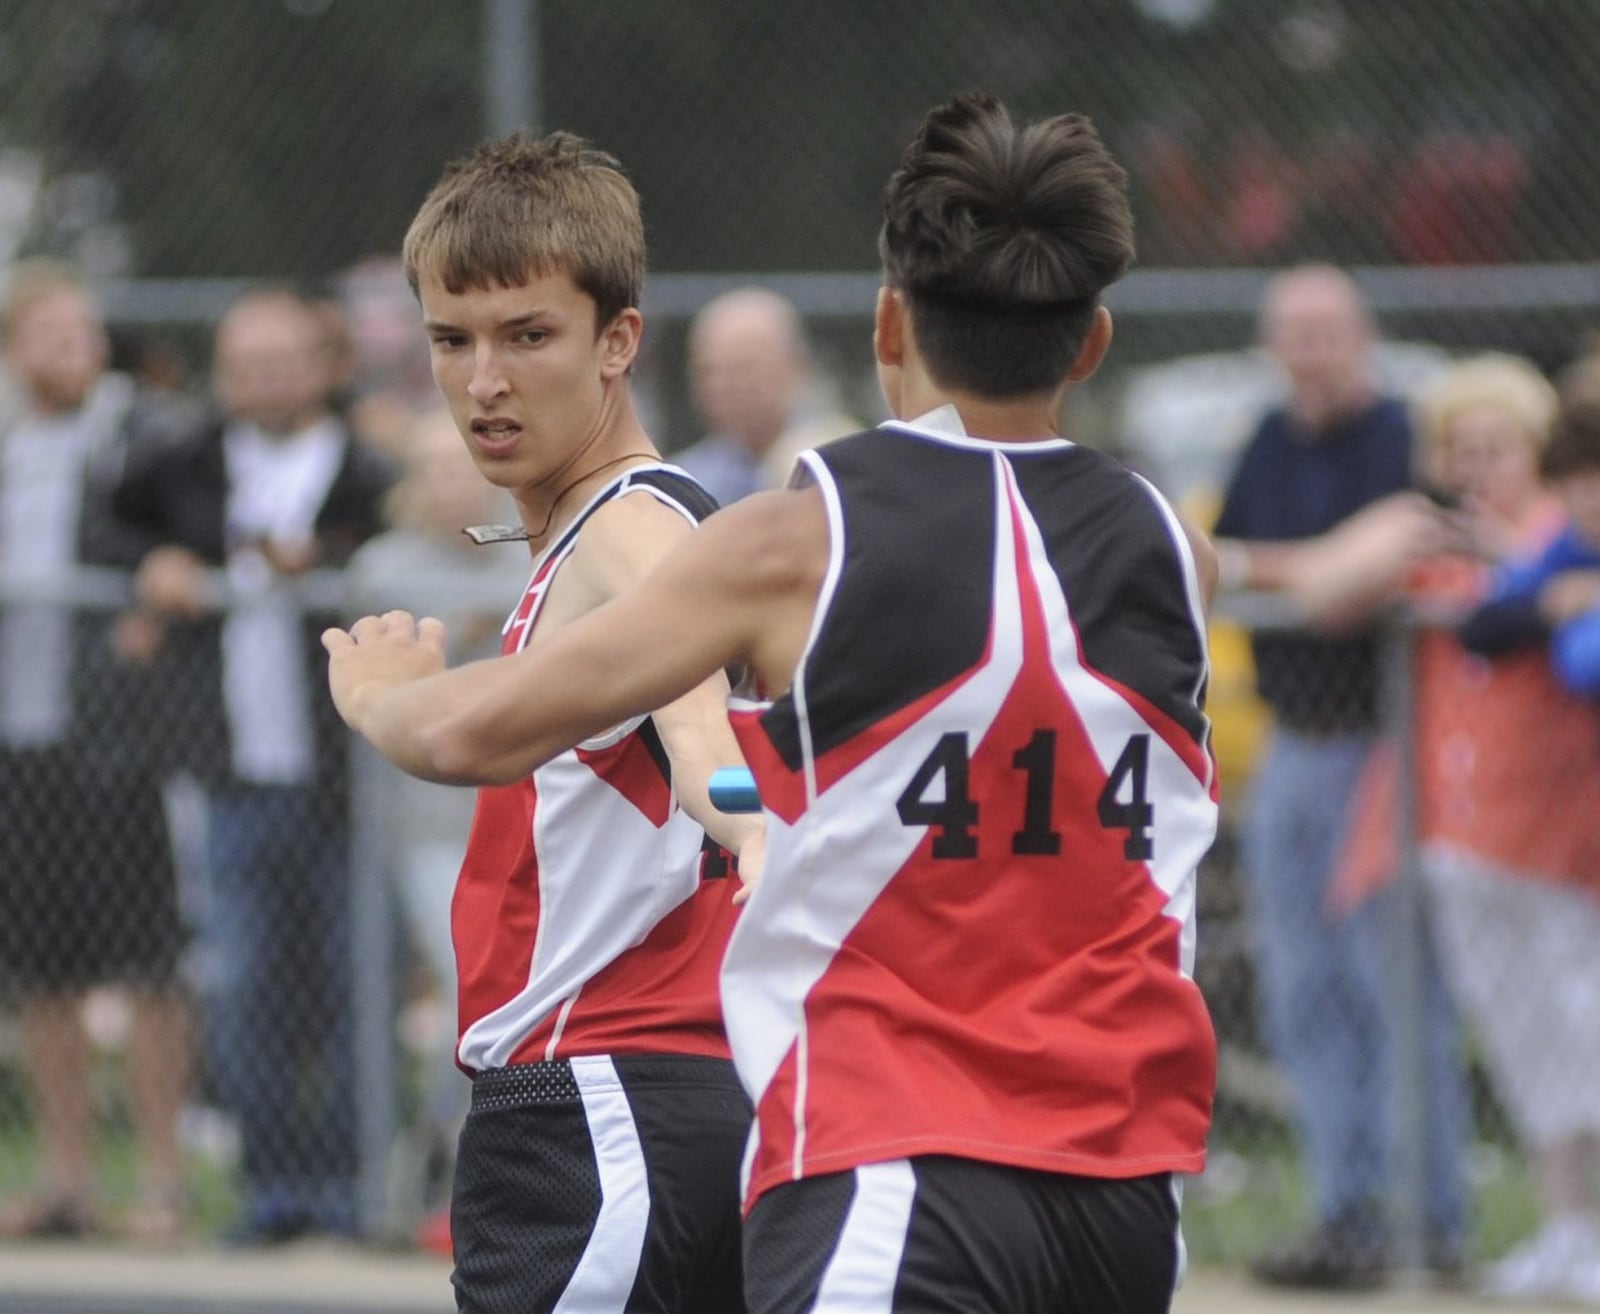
top-left (606, 465), bottom-right (720, 773)
top-left (630, 466), bottom-right (721, 523)
top-left (555, 466), bottom-right (719, 561)
top-left (635, 713), bottom-right (672, 786)
top-left (763, 429), bottom-right (998, 769)
top-left (1009, 447), bottom-right (1209, 747)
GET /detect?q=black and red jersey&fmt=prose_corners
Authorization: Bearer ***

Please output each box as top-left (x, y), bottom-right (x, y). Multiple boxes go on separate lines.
top-left (453, 464), bottom-right (739, 1073)
top-left (725, 408), bottom-right (1218, 1209)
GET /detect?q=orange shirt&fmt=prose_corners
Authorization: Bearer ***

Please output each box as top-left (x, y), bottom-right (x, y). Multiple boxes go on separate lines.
top-left (1337, 502), bottom-right (1600, 907)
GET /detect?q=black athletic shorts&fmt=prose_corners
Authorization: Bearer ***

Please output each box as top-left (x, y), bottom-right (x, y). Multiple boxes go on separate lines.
top-left (743, 1155), bottom-right (1183, 1314)
top-left (452, 1052), bottom-right (751, 1314)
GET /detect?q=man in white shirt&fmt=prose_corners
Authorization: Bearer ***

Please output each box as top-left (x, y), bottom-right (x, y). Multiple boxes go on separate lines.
top-left (0, 260), bottom-right (193, 1244)
top-left (114, 287), bottom-right (394, 1243)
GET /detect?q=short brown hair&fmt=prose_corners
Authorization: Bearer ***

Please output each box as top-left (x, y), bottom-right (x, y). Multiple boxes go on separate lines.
top-left (402, 130), bottom-right (644, 331)
top-left (878, 92), bottom-right (1134, 398)
top-left (1542, 399), bottom-right (1600, 481)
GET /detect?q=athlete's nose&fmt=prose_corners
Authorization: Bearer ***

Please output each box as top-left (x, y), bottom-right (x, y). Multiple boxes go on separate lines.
top-left (467, 344), bottom-right (510, 406)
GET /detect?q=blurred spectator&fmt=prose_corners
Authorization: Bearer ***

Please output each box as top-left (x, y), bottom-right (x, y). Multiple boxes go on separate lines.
top-left (125, 332), bottom-right (194, 400)
top-left (1341, 358), bottom-right (1600, 1304)
top-left (111, 286), bottom-right (393, 1244)
top-left (334, 255), bottom-right (434, 458)
top-left (1462, 400), bottom-right (1600, 694)
top-left (1211, 264), bottom-right (1469, 1288)
top-left (674, 285), bottom-right (859, 503)
top-left (0, 260), bottom-right (193, 1244)
top-left (345, 408), bottom-right (527, 1250)
top-left (311, 295), bottom-right (360, 414)
top-left (1555, 334), bottom-right (1600, 411)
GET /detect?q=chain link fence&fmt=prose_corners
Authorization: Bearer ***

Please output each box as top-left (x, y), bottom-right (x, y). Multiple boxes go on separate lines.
top-left (0, 0), bottom-right (1597, 1280)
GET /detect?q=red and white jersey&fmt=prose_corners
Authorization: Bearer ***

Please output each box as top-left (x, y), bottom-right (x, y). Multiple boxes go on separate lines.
top-left (454, 464), bottom-right (739, 1073)
top-left (725, 407), bottom-right (1219, 1209)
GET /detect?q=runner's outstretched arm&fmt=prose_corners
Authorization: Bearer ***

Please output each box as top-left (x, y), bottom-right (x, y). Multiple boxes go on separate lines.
top-left (323, 488), bottom-right (821, 787)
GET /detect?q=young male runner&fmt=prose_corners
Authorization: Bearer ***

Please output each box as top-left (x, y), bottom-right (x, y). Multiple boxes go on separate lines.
top-left (331, 94), bottom-right (1218, 1314)
top-left (397, 131), bottom-right (759, 1314)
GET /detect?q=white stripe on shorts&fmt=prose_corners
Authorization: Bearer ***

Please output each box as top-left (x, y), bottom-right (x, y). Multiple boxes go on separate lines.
top-left (1171, 1175), bottom-right (1188, 1291)
top-left (813, 1160), bottom-right (917, 1313)
top-left (553, 1055), bottom-right (649, 1314)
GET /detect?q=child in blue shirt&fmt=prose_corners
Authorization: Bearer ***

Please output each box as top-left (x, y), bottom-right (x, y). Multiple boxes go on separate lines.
top-left (1460, 398), bottom-right (1600, 694)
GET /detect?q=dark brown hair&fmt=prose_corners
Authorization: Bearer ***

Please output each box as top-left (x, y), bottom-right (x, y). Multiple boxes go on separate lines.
top-left (1542, 399), bottom-right (1600, 481)
top-left (403, 131), bottom-right (644, 331)
top-left (879, 92), bottom-right (1134, 398)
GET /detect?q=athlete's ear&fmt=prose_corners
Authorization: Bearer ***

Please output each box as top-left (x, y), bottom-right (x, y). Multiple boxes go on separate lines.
top-left (873, 286), bottom-right (906, 419)
top-left (1066, 306), bottom-right (1113, 383)
top-left (873, 286), bottom-right (904, 369)
top-left (599, 307), bottom-right (643, 379)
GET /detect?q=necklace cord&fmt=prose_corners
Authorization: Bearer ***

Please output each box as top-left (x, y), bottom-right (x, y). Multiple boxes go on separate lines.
top-left (524, 450), bottom-right (654, 541)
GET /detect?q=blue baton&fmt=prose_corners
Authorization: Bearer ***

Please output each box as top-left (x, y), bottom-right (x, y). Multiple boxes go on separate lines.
top-left (708, 766), bottom-right (761, 814)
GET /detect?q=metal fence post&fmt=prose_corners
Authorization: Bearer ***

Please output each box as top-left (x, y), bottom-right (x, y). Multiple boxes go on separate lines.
top-left (1379, 615), bottom-right (1428, 1276)
top-left (349, 734), bottom-right (401, 1239)
top-left (483, 0), bottom-right (539, 137)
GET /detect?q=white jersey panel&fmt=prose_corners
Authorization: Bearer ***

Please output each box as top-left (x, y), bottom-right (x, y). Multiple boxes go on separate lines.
top-left (722, 451), bottom-right (1023, 1107)
top-left (458, 760), bottom-right (704, 1071)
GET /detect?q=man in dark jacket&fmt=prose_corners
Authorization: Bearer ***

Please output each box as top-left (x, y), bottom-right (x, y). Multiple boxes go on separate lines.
top-left (114, 286), bottom-right (393, 1243)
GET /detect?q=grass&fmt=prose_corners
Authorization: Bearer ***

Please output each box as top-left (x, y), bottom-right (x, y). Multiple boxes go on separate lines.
top-left (0, 1119), bottom-right (240, 1237)
top-left (1184, 1119), bottom-right (1544, 1266)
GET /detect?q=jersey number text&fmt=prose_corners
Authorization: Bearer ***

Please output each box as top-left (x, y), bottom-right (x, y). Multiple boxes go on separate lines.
top-left (895, 730), bottom-right (1154, 860)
